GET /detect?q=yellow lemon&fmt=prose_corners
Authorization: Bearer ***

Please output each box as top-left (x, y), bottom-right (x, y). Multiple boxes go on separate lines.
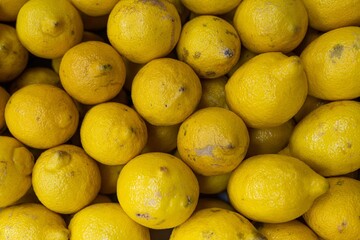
top-left (228, 154), bottom-right (329, 223)
top-left (176, 15), bottom-right (241, 78)
top-left (177, 107), bottom-right (249, 176)
top-left (225, 52), bottom-right (308, 128)
top-left (117, 152), bottom-right (199, 229)
top-left (289, 100), bottom-right (360, 176)
top-left (32, 144), bottom-right (101, 214)
top-left (233, 0), bottom-right (308, 53)
top-left (0, 0), bottom-right (28, 21)
top-left (0, 136), bottom-right (34, 208)
top-left (98, 163), bottom-right (124, 194)
top-left (16, 0), bottom-right (83, 59)
top-left (70, 0), bottom-right (119, 16)
top-left (196, 172), bottom-right (231, 194)
top-left (257, 220), bottom-right (319, 240)
top-left (0, 86), bottom-right (10, 132)
top-left (107, 0), bottom-right (181, 64)
top-left (195, 198), bottom-right (235, 212)
top-left (180, 0), bottom-right (241, 15)
top-left (277, 145), bottom-right (291, 156)
top-left (60, 41), bottom-right (126, 105)
top-left (303, 177), bottom-right (360, 240)
top-left (300, 26), bottom-right (360, 100)
top-left (80, 102), bottom-right (147, 165)
top-left (301, 0), bottom-right (360, 31)
top-left (131, 58), bottom-right (202, 126)
top-left (198, 76), bottom-right (228, 109)
top-left (5, 84), bottom-right (79, 149)
top-left (142, 122), bottom-right (180, 153)
top-left (0, 203), bottom-right (69, 240)
top-left (69, 203), bottom-right (150, 240)
top-left (170, 208), bottom-right (266, 240)
top-left (293, 95), bottom-right (328, 123)
top-left (10, 67), bottom-right (61, 93)
top-left (246, 119), bottom-right (295, 157)
top-left (0, 23), bottom-right (28, 82)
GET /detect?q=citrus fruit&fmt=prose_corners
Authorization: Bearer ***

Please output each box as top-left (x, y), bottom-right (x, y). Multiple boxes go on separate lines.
top-left (142, 122), bottom-right (180, 153)
top-left (180, 0), bottom-right (241, 15)
top-left (98, 163), bottom-right (124, 194)
top-left (70, 0), bottom-right (119, 16)
top-left (293, 95), bottom-right (328, 123)
top-left (196, 172), bottom-right (231, 194)
top-left (198, 76), bottom-right (228, 109)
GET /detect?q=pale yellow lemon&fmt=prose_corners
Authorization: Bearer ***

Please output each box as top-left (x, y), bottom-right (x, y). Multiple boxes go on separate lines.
top-left (0, 86), bottom-right (10, 132)
top-left (228, 154), bottom-right (329, 223)
top-left (289, 100), bottom-right (360, 176)
top-left (176, 15), bottom-right (241, 78)
top-left (198, 76), bottom-right (228, 109)
top-left (70, 0), bottom-right (119, 16)
top-left (117, 152), bottom-right (199, 229)
top-left (32, 144), bottom-right (101, 214)
top-left (181, 0), bottom-right (241, 15)
top-left (0, 0), bottom-right (28, 21)
top-left (131, 58), bottom-right (202, 126)
top-left (225, 52), bottom-right (308, 128)
top-left (5, 84), bottom-right (79, 149)
top-left (107, 0), bottom-right (181, 63)
top-left (16, 0), bottom-right (83, 59)
top-left (177, 107), bottom-right (249, 176)
top-left (142, 122), bottom-right (180, 153)
top-left (0, 136), bottom-right (34, 208)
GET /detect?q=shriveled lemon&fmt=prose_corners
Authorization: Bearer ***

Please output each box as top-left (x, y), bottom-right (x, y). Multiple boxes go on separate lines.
top-left (0, 0), bottom-right (28, 22)
top-left (0, 86), bottom-right (10, 132)
top-left (198, 76), bottom-right (228, 109)
top-left (16, 0), bottom-right (83, 59)
top-left (176, 15), bottom-right (241, 78)
top-left (69, 203), bottom-right (150, 240)
top-left (117, 152), bottom-right (199, 229)
top-left (32, 144), bottom-right (101, 214)
top-left (228, 154), bottom-right (329, 223)
top-left (0, 136), bottom-right (34, 208)
top-left (131, 58), bottom-right (202, 126)
top-left (180, 0), bottom-right (241, 15)
top-left (225, 52), bottom-right (308, 128)
top-left (60, 41), bottom-right (126, 105)
top-left (289, 100), bottom-right (360, 176)
top-left (177, 107), bottom-right (249, 176)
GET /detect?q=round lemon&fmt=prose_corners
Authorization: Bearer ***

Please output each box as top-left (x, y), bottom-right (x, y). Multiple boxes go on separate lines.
top-left (177, 107), bottom-right (249, 176)
top-left (107, 0), bottom-right (181, 64)
top-left (98, 163), bottom-right (124, 194)
top-left (225, 52), bottom-right (308, 128)
top-left (0, 86), bottom-right (10, 132)
top-left (16, 0), bottom-right (83, 59)
top-left (0, 136), bottom-right (34, 208)
top-left (304, 177), bottom-right (360, 240)
top-left (117, 152), bottom-right (199, 229)
top-left (0, 23), bottom-right (28, 82)
top-left (0, 0), bottom-right (28, 21)
top-left (293, 95), bottom-right (328, 123)
top-left (131, 58), bottom-right (202, 126)
top-left (176, 15), bottom-right (241, 78)
top-left (70, 0), bottom-right (119, 16)
top-left (0, 203), bottom-right (69, 240)
top-left (228, 154), bottom-right (329, 223)
top-left (142, 122), bottom-right (180, 153)
top-left (69, 203), bottom-right (150, 240)
top-left (196, 172), bottom-right (231, 194)
top-left (198, 76), bottom-right (228, 109)
top-left (32, 144), bottom-right (101, 214)
top-left (170, 208), bottom-right (265, 240)
top-left (5, 84), bottom-right (79, 149)
top-left (80, 102), bottom-right (147, 165)
top-left (60, 41), bottom-right (126, 105)
top-left (289, 100), bottom-right (360, 176)
top-left (180, 0), bottom-right (241, 15)
top-left (233, 0), bottom-right (308, 53)
top-left (300, 26), bottom-right (360, 100)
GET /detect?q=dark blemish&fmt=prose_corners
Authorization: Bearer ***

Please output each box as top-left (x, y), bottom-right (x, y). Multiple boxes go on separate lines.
top-left (202, 24), bottom-right (207, 27)
top-left (164, 104), bottom-right (168, 107)
top-left (123, 108), bottom-right (128, 111)
top-left (160, 166), bottom-right (168, 172)
top-left (226, 144), bottom-right (235, 149)
top-left (193, 51), bottom-right (201, 59)
top-left (225, 30), bottom-right (238, 38)
top-left (183, 130), bottom-right (187, 136)
top-left (205, 71), bottom-right (216, 77)
top-left (330, 44), bottom-right (344, 59)
top-left (179, 86), bottom-right (185, 92)
top-left (70, 171), bottom-right (75, 176)
top-left (224, 48), bottom-right (234, 58)
top-left (101, 64), bottom-right (113, 71)
top-left (237, 232), bottom-right (244, 239)
top-left (336, 180), bottom-right (344, 186)
top-left (210, 209), bottom-right (221, 213)
top-left (254, 232), bottom-right (267, 240)
top-left (192, 157), bottom-right (196, 161)
top-left (184, 195), bottom-right (192, 207)
top-left (213, 17), bottom-right (221, 21)
top-left (347, 142), bottom-right (352, 148)
top-left (182, 48), bottom-right (189, 59)
top-left (292, 25), bottom-right (300, 34)
top-left (130, 127), bottom-right (135, 133)
top-left (202, 231), bottom-right (214, 239)
top-left (36, 116), bottom-right (40, 121)
top-left (136, 213), bottom-right (151, 219)
top-left (54, 21), bottom-right (59, 27)
top-left (71, 30), bottom-right (75, 35)
top-left (337, 220), bottom-right (347, 233)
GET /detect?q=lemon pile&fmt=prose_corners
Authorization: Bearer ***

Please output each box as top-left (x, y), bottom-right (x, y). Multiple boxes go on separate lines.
top-left (0, 0), bottom-right (360, 239)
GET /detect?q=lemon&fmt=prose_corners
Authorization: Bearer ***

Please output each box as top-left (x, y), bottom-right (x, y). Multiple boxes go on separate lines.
top-left (293, 27), bottom-right (322, 56)
top-left (80, 102), bottom-right (147, 165)
top-left (170, 208), bottom-right (266, 240)
top-left (195, 198), bottom-right (235, 212)
top-left (301, 0), bottom-right (360, 31)
top-left (131, 58), bottom-right (202, 126)
top-left (16, 0), bottom-right (83, 59)
top-left (0, 203), bottom-right (69, 240)
top-left (177, 107), bottom-right (249, 176)
top-left (0, 86), bottom-right (10, 132)
top-left (107, 0), bottom-right (181, 64)
top-left (227, 47), bottom-right (257, 77)
top-left (5, 84), bottom-right (79, 149)
top-left (300, 26), bottom-right (360, 100)
top-left (0, 136), bottom-right (34, 208)
top-left (225, 52), bottom-right (308, 128)
top-left (165, 0), bottom-right (190, 23)
top-left (180, 0), bottom-right (241, 15)
top-left (198, 76), bottom-right (228, 109)
top-left (304, 177), bottom-right (360, 240)
top-left (60, 41), bottom-right (126, 105)
top-left (0, 0), bottom-right (28, 21)
top-left (142, 122), bottom-right (180, 153)
top-left (32, 144), bottom-right (101, 214)
top-left (176, 15), bottom-right (241, 78)
top-left (117, 152), bottom-right (199, 229)
top-left (257, 220), bottom-right (319, 240)
top-left (233, 0), bottom-right (308, 53)
top-left (69, 203), bottom-right (150, 240)
top-left (0, 23), bottom-right (28, 82)
top-left (293, 95), bottom-right (328, 123)
top-left (196, 172), bottom-right (231, 194)
top-left (228, 154), bottom-right (329, 223)
top-left (289, 100), bottom-right (360, 176)
top-left (98, 163), bottom-right (124, 194)
top-left (70, 0), bottom-right (119, 16)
